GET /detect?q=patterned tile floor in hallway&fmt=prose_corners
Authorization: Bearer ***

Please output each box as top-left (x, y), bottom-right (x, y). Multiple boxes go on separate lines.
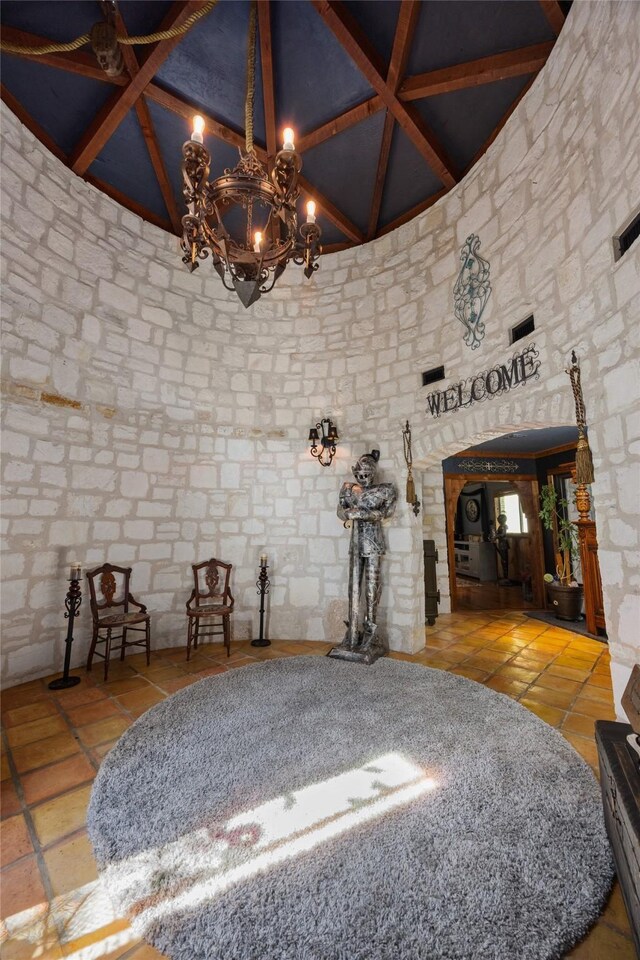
top-left (1, 610), bottom-right (636, 959)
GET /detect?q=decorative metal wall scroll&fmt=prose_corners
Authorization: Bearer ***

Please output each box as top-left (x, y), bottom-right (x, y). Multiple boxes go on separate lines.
top-left (402, 421), bottom-right (420, 516)
top-left (456, 458), bottom-right (520, 474)
top-left (425, 344), bottom-right (541, 418)
top-left (454, 234), bottom-right (491, 351)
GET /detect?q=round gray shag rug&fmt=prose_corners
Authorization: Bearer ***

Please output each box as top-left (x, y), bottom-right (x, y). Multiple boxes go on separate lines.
top-left (88, 657), bottom-right (613, 960)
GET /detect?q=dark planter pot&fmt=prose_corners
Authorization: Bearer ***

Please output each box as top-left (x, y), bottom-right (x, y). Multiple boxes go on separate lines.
top-left (547, 582), bottom-right (584, 621)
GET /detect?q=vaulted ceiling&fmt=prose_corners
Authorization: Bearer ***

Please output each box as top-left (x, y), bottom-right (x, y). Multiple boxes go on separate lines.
top-left (0, 0), bottom-right (569, 252)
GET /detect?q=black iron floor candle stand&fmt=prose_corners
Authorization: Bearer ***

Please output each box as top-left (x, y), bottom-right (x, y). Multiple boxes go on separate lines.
top-left (251, 559), bottom-right (271, 647)
top-left (48, 576), bottom-right (82, 690)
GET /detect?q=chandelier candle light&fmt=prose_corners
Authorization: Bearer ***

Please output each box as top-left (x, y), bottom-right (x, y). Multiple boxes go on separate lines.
top-left (180, 3), bottom-right (321, 308)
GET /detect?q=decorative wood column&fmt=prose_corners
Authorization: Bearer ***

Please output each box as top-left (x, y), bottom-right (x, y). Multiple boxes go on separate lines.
top-left (511, 479), bottom-right (545, 609)
top-left (575, 481), bottom-right (606, 635)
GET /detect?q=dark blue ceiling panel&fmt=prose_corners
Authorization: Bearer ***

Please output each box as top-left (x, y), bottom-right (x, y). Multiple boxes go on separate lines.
top-left (0, 57), bottom-right (113, 156)
top-left (118, 1), bottom-right (174, 38)
top-left (378, 126), bottom-right (443, 229)
top-left (342, 0), bottom-right (402, 69)
top-left (407, 0), bottom-right (555, 75)
top-left (301, 111), bottom-right (387, 236)
top-left (88, 110), bottom-right (167, 222)
top-left (317, 220), bottom-right (349, 248)
top-left (155, 0), bottom-right (265, 145)
top-left (272, 1), bottom-right (373, 138)
top-left (414, 74), bottom-right (534, 172)
top-left (0, 1), bottom-right (99, 42)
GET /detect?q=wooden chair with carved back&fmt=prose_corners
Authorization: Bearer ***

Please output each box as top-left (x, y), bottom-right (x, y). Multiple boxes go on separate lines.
top-left (86, 563), bottom-right (151, 681)
top-left (186, 559), bottom-right (234, 660)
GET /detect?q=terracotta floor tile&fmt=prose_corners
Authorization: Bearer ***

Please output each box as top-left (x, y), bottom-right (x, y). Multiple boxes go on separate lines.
top-left (562, 732), bottom-right (599, 770)
top-left (562, 713), bottom-right (597, 738)
top-left (449, 665), bottom-right (491, 682)
top-left (463, 649), bottom-right (514, 668)
top-left (554, 654), bottom-right (600, 670)
top-left (519, 699), bottom-right (566, 727)
top-left (1, 779), bottom-right (22, 819)
top-left (534, 674), bottom-right (583, 695)
top-left (588, 671), bottom-right (615, 688)
top-left (98, 677), bottom-right (151, 697)
top-left (142, 664), bottom-right (185, 682)
top-left (94, 662), bottom-right (138, 682)
top-left (43, 830), bottom-right (98, 897)
top-left (90, 740), bottom-right (118, 764)
top-left (600, 881), bottom-right (634, 936)
top-left (493, 664), bottom-right (541, 684)
top-left (116, 687), bottom-right (167, 713)
top-left (0, 855), bottom-right (47, 919)
top-left (11, 733), bottom-right (81, 775)
top-left (77, 715), bottom-right (131, 748)
top-left (487, 637), bottom-right (531, 652)
top-left (190, 666), bottom-right (229, 682)
top-left (579, 683), bottom-right (614, 705)
top-left (0, 814), bottom-right (33, 866)
top-left (565, 917), bottom-right (637, 958)
top-left (45, 686), bottom-right (107, 710)
top-left (546, 664), bottom-right (592, 683)
top-left (0, 683), bottom-right (47, 713)
top-left (483, 676), bottom-right (529, 698)
top-left (31, 784), bottom-right (92, 848)
top-left (6, 715), bottom-right (67, 749)
top-left (127, 944), bottom-right (168, 959)
top-left (21, 753), bottom-right (96, 807)
top-left (156, 676), bottom-right (197, 694)
top-left (63, 699), bottom-right (123, 727)
top-left (524, 685), bottom-right (577, 710)
top-left (224, 657), bottom-right (258, 670)
top-left (572, 697), bottom-right (617, 721)
top-left (2, 700), bottom-right (58, 729)
top-left (1, 754), bottom-right (10, 781)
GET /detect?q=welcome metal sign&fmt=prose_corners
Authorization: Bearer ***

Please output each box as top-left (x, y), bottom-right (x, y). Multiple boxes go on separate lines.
top-left (425, 344), bottom-right (541, 418)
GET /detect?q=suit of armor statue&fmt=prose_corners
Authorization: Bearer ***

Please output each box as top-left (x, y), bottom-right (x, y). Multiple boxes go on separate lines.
top-left (336, 450), bottom-right (397, 658)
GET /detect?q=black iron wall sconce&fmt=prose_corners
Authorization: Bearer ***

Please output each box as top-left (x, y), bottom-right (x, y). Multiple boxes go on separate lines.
top-left (309, 418), bottom-right (339, 467)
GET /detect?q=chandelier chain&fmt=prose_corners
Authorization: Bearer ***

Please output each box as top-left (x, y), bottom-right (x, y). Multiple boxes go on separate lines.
top-left (244, 1), bottom-right (257, 156)
top-left (0, 1), bottom-right (217, 56)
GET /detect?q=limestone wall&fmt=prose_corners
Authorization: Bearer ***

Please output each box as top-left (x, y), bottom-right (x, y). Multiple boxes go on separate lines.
top-left (1, 1), bottom-right (638, 709)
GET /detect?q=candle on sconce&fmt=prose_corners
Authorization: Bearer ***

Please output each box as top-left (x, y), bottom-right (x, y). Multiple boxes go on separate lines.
top-left (69, 562), bottom-right (81, 581)
top-left (254, 231), bottom-right (262, 253)
top-left (260, 554), bottom-right (268, 566)
top-left (191, 114), bottom-right (205, 144)
top-left (282, 127), bottom-right (295, 152)
top-left (306, 200), bottom-right (316, 224)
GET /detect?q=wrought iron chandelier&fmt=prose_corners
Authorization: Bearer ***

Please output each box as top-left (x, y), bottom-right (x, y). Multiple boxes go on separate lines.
top-left (180, 2), bottom-right (321, 308)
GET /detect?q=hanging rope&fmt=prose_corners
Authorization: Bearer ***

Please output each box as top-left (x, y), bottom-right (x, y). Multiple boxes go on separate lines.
top-left (0, 1), bottom-right (217, 56)
top-left (402, 420), bottom-right (420, 516)
top-left (566, 349), bottom-right (595, 485)
top-left (244, 0), bottom-right (257, 155)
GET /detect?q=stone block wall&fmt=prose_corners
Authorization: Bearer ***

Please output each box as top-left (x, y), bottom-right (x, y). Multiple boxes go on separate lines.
top-left (1, 2), bottom-right (639, 710)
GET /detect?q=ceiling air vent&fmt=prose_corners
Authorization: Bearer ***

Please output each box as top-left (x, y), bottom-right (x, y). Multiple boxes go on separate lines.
top-left (614, 211), bottom-right (640, 261)
top-left (510, 315), bottom-right (535, 344)
top-left (422, 366), bottom-right (445, 387)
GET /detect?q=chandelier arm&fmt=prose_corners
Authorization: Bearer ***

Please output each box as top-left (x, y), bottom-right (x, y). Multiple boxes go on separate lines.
top-left (245, 1), bottom-right (258, 155)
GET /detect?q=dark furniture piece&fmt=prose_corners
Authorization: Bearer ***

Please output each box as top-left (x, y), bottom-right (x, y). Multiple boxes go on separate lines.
top-left (186, 559), bottom-right (234, 660)
top-left (86, 563), bottom-right (151, 681)
top-left (423, 540), bottom-right (440, 626)
top-left (595, 719), bottom-right (640, 954)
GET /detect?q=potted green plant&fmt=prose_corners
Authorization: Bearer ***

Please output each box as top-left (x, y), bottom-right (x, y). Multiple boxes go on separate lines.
top-left (539, 484), bottom-right (583, 621)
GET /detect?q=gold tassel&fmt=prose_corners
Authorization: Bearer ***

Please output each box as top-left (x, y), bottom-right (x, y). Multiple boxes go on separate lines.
top-left (406, 474), bottom-right (416, 505)
top-left (575, 430), bottom-right (594, 485)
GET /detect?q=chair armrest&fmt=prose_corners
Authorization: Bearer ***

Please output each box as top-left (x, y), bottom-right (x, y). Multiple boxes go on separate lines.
top-left (186, 589), bottom-right (197, 611)
top-left (127, 593), bottom-right (147, 613)
top-left (227, 589), bottom-right (235, 608)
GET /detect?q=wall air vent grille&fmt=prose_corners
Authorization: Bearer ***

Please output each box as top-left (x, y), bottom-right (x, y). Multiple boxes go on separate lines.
top-left (510, 316), bottom-right (535, 344)
top-left (422, 366), bottom-right (445, 387)
top-left (614, 211), bottom-right (640, 261)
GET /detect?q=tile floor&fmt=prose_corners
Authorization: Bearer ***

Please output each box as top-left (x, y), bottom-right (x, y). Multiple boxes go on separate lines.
top-left (1, 610), bottom-right (636, 959)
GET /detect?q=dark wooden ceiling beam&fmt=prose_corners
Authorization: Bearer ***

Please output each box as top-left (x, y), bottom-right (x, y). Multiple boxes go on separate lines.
top-left (69, 2), bottom-right (205, 176)
top-left (367, 0), bottom-right (420, 240)
top-left (257, 0), bottom-right (277, 165)
top-left (539, 1), bottom-right (566, 36)
top-left (114, 11), bottom-right (181, 234)
top-left (1, 84), bottom-right (66, 161)
top-left (399, 41), bottom-right (554, 101)
top-left (311, 0), bottom-right (456, 188)
top-left (0, 26), bottom-right (128, 84)
top-left (299, 174), bottom-right (364, 244)
top-left (297, 96), bottom-right (383, 153)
